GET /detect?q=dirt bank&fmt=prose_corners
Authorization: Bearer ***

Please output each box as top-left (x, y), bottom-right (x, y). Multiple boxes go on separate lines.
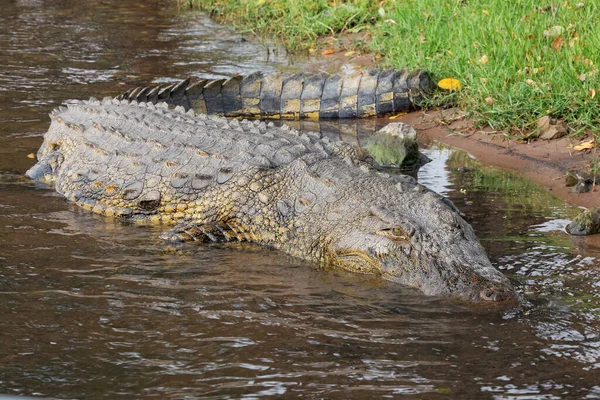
top-left (394, 108), bottom-right (598, 209)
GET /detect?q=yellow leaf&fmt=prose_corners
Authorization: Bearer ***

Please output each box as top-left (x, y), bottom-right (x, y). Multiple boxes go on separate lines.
top-left (27, 153), bottom-right (35, 159)
top-left (322, 49), bottom-right (334, 55)
top-left (437, 78), bottom-right (462, 91)
top-left (388, 112), bottom-right (407, 119)
top-left (573, 140), bottom-right (594, 151)
top-left (482, 9), bottom-right (489, 15)
top-left (257, 0), bottom-right (266, 5)
top-left (344, 51), bottom-right (355, 57)
top-left (590, 88), bottom-right (596, 99)
top-left (478, 55), bottom-right (489, 64)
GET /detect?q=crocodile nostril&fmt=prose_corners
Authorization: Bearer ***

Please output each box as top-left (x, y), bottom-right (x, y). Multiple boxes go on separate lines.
top-left (480, 287), bottom-right (513, 302)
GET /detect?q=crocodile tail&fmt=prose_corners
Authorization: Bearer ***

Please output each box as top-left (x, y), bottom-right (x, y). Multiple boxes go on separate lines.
top-left (118, 68), bottom-right (434, 119)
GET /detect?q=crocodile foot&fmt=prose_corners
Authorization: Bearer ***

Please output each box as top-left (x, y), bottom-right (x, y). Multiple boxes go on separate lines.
top-left (160, 222), bottom-right (235, 243)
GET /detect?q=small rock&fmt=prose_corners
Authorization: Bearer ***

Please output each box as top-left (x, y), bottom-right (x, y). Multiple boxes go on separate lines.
top-left (566, 169), bottom-right (597, 193)
top-left (534, 116), bottom-right (568, 140)
top-left (573, 180), bottom-right (592, 193)
top-left (364, 122), bottom-right (430, 170)
top-left (565, 170), bottom-right (579, 187)
top-left (567, 208), bottom-right (600, 235)
top-left (377, 122), bottom-right (417, 141)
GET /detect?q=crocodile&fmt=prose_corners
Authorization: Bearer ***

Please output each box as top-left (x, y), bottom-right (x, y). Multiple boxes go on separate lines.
top-left (26, 97), bottom-right (516, 303)
top-left (117, 68), bottom-right (433, 120)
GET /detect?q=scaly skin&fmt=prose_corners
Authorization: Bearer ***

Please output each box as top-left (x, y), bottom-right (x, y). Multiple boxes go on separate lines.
top-left (117, 68), bottom-right (434, 120)
top-left (26, 98), bottom-right (516, 303)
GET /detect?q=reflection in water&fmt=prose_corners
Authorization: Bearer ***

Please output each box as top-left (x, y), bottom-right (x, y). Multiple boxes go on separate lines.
top-left (1, 0), bottom-right (600, 398)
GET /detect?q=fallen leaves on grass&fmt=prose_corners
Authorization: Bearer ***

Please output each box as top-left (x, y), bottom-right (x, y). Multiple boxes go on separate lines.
top-left (437, 78), bottom-right (462, 91)
top-left (543, 25), bottom-right (564, 38)
top-left (573, 140), bottom-right (595, 151)
top-left (478, 55), bottom-right (489, 64)
top-left (322, 49), bottom-right (334, 55)
top-left (551, 35), bottom-right (565, 51)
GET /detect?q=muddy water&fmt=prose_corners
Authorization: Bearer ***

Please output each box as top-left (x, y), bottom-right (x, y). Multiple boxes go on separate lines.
top-left (1, 1), bottom-right (600, 398)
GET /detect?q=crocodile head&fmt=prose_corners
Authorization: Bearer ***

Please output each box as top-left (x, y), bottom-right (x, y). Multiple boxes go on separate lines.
top-left (325, 189), bottom-right (517, 304)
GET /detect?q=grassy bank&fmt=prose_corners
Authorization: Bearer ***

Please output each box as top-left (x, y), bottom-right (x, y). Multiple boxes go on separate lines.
top-left (189, 0), bottom-right (599, 138)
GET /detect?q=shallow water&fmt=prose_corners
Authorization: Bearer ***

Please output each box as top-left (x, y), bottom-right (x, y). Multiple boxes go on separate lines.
top-left (2, 1), bottom-right (600, 398)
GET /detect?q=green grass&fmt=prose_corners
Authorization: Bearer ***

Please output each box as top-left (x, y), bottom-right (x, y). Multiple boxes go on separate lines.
top-left (188, 0), bottom-right (600, 137)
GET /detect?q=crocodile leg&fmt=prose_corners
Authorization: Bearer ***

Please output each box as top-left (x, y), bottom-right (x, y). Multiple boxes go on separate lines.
top-left (160, 222), bottom-right (237, 243)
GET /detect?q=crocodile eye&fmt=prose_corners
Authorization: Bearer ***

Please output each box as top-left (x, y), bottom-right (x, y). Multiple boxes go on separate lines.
top-left (381, 228), bottom-right (408, 241)
top-left (391, 228), bottom-right (404, 237)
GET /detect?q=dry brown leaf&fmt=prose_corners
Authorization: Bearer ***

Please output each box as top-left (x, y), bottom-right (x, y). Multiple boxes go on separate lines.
top-left (573, 140), bottom-right (595, 151)
top-left (551, 35), bottom-right (565, 51)
top-left (485, 97), bottom-right (494, 105)
top-left (322, 49), bottom-right (334, 55)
